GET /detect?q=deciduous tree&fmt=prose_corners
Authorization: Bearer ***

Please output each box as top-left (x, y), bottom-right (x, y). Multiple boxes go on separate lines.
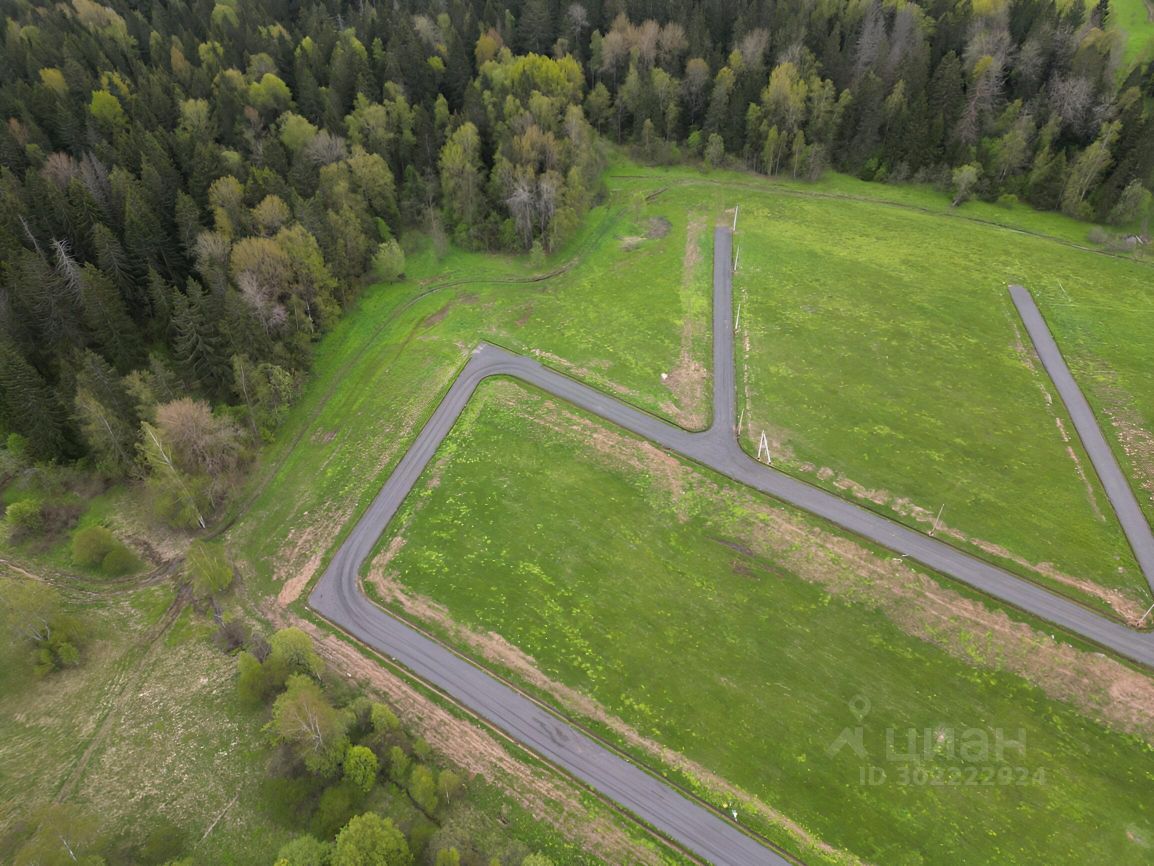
top-left (332, 813), bottom-right (411, 866)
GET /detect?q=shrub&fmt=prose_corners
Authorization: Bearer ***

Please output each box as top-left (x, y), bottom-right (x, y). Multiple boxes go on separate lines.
top-left (186, 540), bottom-right (233, 599)
top-left (387, 746), bottom-right (410, 784)
top-left (332, 814), bottom-right (410, 866)
top-left (72, 525), bottom-right (117, 566)
top-left (40, 501), bottom-right (83, 538)
top-left (214, 618), bottom-right (250, 653)
top-left (343, 745), bottom-right (378, 793)
top-left (372, 238), bottom-right (406, 282)
top-left (370, 702), bottom-right (400, 735)
top-left (310, 781), bottom-right (359, 839)
top-left (72, 525), bottom-right (142, 575)
top-left (408, 763), bottom-right (438, 813)
top-left (138, 817), bottom-right (186, 864)
top-left (6, 499), bottom-right (43, 535)
top-left (6, 432), bottom-right (27, 457)
top-left (276, 834), bottom-right (332, 866)
top-left (101, 544), bottom-right (143, 576)
top-left (1087, 226), bottom-right (1111, 245)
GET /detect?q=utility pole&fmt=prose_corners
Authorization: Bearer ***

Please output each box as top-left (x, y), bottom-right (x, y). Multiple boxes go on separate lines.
top-left (1139, 601), bottom-right (1154, 627)
top-left (929, 504), bottom-right (945, 537)
top-left (757, 431), bottom-right (771, 464)
top-left (733, 205), bottom-right (739, 232)
top-left (733, 247), bottom-right (739, 273)
top-left (734, 302), bottom-right (741, 332)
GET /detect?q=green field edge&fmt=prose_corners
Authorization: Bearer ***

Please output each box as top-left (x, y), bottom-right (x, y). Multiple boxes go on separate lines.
top-left (609, 167), bottom-right (1154, 267)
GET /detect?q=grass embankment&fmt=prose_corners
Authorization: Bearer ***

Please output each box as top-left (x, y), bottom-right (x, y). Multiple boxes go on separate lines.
top-left (373, 378), bottom-right (1154, 866)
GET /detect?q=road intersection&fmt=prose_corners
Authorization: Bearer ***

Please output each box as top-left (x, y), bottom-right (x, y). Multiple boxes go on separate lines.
top-left (311, 225), bottom-right (1154, 864)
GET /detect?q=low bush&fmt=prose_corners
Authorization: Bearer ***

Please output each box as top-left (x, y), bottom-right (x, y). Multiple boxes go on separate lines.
top-left (72, 525), bottom-right (144, 576)
top-left (101, 544), bottom-right (143, 576)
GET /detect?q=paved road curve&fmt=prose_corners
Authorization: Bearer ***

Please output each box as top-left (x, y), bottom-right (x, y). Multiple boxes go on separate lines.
top-left (311, 227), bottom-right (1154, 864)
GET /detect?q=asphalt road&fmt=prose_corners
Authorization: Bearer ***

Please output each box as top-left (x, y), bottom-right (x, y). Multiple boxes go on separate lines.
top-left (1010, 284), bottom-right (1154, 592)
top-left (311, 226), bottom-right (1154, 864)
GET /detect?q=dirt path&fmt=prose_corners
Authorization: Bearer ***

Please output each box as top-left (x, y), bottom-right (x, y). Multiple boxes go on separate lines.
top-left (53, 593), bottom-right (187, 803)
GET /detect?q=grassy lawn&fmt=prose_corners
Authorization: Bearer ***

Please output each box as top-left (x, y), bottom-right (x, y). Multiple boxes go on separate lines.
top-left (727, 188), bottom-right (1154, 615)
top-left (1110, 0), bottom-right (1154, 71)
top-left (372, 378), bottom-right (1154, 866)
top-left (231, 165), bottom-right (713, 599)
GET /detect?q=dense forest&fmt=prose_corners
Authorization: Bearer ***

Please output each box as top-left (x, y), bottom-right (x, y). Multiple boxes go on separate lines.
top-left (0, 0), bottom-right (1151, 518)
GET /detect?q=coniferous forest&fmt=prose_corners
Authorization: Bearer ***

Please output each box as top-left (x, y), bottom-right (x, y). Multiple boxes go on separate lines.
top-left (0, 0), bottom-right (1151, 519)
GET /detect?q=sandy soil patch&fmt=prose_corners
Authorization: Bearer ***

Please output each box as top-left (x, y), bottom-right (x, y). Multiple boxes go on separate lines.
top-left (660, 214), bottom-right (709, 429)
top-left (647, 216), bottom-right (672, 238)
top-left (274, 521), bottom-right (335, 606)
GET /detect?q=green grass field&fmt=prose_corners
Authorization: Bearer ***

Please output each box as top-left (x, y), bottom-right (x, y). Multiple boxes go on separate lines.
top-left (372, 378), bottom-right (1154, 866)
top-left (222, 158), bottom-right (1154, 863)
top-left (716, 182), bottom-right (1154, 616)
top-left (1111, 0), bottom-right (1154, 71)
top-left (235, 158), bottom-right (1154, 617)
top-left (235, 158), bottom-right (1154, 614)
top-left (232, 173), bottom-right (714, 600)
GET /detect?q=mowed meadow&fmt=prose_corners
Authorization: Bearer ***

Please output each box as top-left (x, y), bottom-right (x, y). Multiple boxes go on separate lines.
top-left (238, 158), bottom-right (1154, 617)
top-left (370, 378), bottom-right (1154, 866)
top-left (724, 180), bottom-right (1154, 617)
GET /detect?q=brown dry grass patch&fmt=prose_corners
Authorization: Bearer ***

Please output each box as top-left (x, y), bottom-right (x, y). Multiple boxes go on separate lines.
top-left (660, 214), bottom-right (710, 430)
